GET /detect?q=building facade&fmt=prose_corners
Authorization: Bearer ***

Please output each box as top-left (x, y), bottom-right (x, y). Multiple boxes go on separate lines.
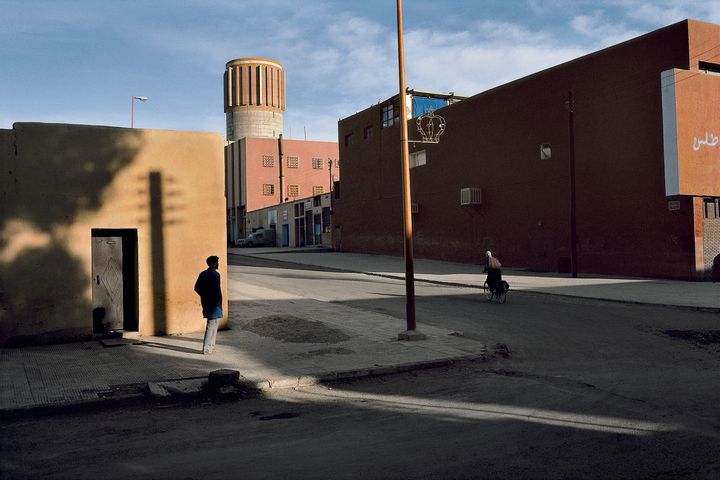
top-left (222, 57), bottom-right (339, 246)
top-left (334, 19), bottom-right (720, 280)
top-left (245, 192), bottom-right (334, 248)
top-left (225, 136), bottom-right (339, 245)
top-left (0, 123), bottom-right (228, 345)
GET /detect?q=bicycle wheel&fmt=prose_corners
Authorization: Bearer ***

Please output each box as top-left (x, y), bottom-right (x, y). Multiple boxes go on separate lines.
top-left (497, 284), bottom-right (507, 304)
top-left (483, 281), bottom-right (494, 301)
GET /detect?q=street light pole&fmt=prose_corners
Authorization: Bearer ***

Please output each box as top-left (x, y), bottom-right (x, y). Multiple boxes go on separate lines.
top-left (396, 0), bottom-right (423, 340)
top-left (131, 95), bottom-right (148, 128)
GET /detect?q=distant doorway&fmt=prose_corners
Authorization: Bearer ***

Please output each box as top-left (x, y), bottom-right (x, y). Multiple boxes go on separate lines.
top-left (91, 229), bottom-right (138, 333)
top-left (281, 223), bottom-right (290, 247)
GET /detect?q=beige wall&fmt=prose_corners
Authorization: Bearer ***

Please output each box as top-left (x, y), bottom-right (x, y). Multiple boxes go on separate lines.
top-left (0, 123), bottom-right (227, 345)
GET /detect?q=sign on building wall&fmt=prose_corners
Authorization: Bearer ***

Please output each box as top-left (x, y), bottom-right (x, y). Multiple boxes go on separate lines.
top-left (662, 68), bottom-right (720, 196)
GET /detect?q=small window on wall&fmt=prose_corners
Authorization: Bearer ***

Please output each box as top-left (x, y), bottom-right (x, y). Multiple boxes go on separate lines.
top-left (262, 155), bottom-right (274, 167)
top-left (363, 125), bottom-right (373, 139)
top-left (313, 186), bottom-right (324, 195)
top-left (288, 185), bottom-right (299, 198)
top-left (344, 133), bottom-right (355, 147)
top-left (312, 158), bottom-right (323, 169)
top-left (410, 150), bottom-right (426, 168)
top-left (540, 143), bottom-right (552, 160)
top-left (381, 102), bottom-right (399, 128)
top-left (703, 198), bottom-right (719, 219)
top-left (262, 184), bottom-right (275, 196)
top-left (287, 156), bottom-right (299, 168)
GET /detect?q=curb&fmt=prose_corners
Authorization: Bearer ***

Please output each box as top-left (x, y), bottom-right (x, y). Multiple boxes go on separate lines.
top-left (0, 354), bottom-right (489, 419)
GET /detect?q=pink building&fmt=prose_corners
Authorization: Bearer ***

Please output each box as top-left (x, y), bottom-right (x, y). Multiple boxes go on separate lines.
top-left (225, 136), bottom-right (339, 245)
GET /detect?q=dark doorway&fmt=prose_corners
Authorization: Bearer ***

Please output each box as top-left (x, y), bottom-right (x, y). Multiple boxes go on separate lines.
top-left (91, 229), bottom-right (139, 333)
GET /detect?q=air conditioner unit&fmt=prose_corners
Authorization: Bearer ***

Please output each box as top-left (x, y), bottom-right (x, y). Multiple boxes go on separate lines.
top-left (460, 187), bottom-right (482, 206)
top-left (411, 203), bottom-right (420, 214)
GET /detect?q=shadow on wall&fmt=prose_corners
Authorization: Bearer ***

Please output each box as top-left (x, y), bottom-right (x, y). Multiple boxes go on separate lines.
top-left (0, 124), bottom-right (143, 345)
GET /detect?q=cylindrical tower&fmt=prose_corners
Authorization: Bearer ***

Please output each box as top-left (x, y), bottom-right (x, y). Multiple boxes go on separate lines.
top-left (223, 58), bottom-right (285, 141)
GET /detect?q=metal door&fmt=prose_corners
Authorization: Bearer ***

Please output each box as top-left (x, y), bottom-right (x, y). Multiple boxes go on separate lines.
top-left (92, 236), bottom-right (124, 332)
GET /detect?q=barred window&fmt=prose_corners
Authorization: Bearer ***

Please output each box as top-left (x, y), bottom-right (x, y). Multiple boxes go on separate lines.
top-left (344, 133), bottom-right (355, 146)
top-left (287, 184), bottom-right (299, 197)
top-left (262, 184), bottom-right (275, 196)
top-left (262, 155), bottom-right (274, 167)
top-left (313, 186), bottom-right (324, 195)
top-left (312, 158), bottom-right (323, 169)
top-left (287, 156), bottom-right (299, 168)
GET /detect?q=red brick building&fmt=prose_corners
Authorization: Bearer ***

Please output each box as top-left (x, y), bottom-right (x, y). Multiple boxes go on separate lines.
top-left (334, 19), bottom-right (720, 280)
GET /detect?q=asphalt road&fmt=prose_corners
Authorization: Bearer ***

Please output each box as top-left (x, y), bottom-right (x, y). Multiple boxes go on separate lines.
top-left (2, 254), bottom-right (719, 479)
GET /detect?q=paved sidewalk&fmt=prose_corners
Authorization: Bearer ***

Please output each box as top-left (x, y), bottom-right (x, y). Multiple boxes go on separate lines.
top-left (230, 247), bottom-right (720, 312)
top-left (0, 254), bottom-right (489, 415)
top-left (2, 248), bottom-right (717, 416)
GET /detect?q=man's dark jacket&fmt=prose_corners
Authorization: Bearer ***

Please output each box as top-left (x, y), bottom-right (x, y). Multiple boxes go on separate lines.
top-left (194, 268), bottom-right (222, 318)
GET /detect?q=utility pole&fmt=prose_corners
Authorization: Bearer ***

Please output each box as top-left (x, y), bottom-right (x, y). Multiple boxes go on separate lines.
top-left (568, 91), bottom-right (578, 278)
top-left (278, 134), bottom-right (284, 204)
top-left (396, 0), bottom-right (423, 340)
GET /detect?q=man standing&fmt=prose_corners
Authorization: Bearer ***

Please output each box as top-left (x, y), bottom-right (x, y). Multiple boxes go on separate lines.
top-left (194, 255), bottom-right (223, 354)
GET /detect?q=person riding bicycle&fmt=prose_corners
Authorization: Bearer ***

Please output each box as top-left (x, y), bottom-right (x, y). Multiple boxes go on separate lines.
top-left (483, 250), bottom-right (502, 293)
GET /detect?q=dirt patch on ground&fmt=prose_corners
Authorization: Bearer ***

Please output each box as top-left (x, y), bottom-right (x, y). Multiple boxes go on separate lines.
top-left (294, 347), bottom-right (355, 358)
top-left (239, 315), bottom-right (351, 344)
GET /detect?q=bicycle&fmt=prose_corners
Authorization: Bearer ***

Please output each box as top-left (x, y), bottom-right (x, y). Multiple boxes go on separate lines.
top-left (483, 279), bottom-right (509, 304)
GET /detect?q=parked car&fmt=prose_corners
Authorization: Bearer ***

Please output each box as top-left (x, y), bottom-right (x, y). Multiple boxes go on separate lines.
top-left (241, 228), bottom-right (276, 247)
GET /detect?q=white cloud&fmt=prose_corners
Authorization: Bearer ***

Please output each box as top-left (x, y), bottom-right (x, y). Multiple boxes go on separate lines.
top-left (571, 11), bottom-right (643, 46)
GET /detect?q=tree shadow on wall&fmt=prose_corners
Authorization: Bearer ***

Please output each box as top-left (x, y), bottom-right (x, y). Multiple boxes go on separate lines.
top-left (0, 124), bottom-right (143, 345)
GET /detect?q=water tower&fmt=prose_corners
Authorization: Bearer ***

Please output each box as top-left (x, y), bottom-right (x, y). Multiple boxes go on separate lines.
top-left (223, 58), bottom-right (285, 141)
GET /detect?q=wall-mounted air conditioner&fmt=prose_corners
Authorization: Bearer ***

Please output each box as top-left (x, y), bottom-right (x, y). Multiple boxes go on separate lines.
top-left (460, 187), bottom-right (482, 206)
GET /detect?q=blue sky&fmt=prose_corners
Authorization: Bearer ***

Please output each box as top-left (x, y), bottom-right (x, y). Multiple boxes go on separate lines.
top-left (1, 0), bottom-right (718, 141)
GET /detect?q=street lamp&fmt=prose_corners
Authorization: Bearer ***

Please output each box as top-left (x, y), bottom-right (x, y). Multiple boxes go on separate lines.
top-left (131, 95), bottom-right (148, 128)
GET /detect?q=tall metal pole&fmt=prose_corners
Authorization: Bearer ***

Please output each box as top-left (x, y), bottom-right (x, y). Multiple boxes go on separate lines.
top-left (131, 95), bottom-right (134, 128)
top-left (396, 0), bottom-right (417, 332)
top-left (568, 91), bottom-right (578, 278)
top-left (278, 134), bottom-right (284, 204)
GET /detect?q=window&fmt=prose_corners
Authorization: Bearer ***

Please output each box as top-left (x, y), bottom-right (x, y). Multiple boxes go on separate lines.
top-left (410, 150), bottom-right (426, 168)
top-left (344, 133), bottom-right (355, 147)
top-left (381, 102), bottom-right (399, 128)
top-left (313, 186), bottom-right (324, 195)
top-left (363, 125), bottom-right (374, 139)
top-left (540, 143), bottom-right (552, 160)
top-left (262, 184), bottom-right (275, 196)
top-left (262, 155), bottom-right (274, 167)
top-left (703, 198), bottom-right (719, 219)
top-left (312, 158), bottom-right (323, 169)
top-left (287, 184), bottom-right (299, 197)
top-left (699, 61), bottom-right (720, 76)
top-left (287, 156), bottom-right (299, 168)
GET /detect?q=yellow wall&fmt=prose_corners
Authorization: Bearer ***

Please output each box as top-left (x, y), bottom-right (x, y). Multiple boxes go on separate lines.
top-left (0, 123), bottom-right (227, 344)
